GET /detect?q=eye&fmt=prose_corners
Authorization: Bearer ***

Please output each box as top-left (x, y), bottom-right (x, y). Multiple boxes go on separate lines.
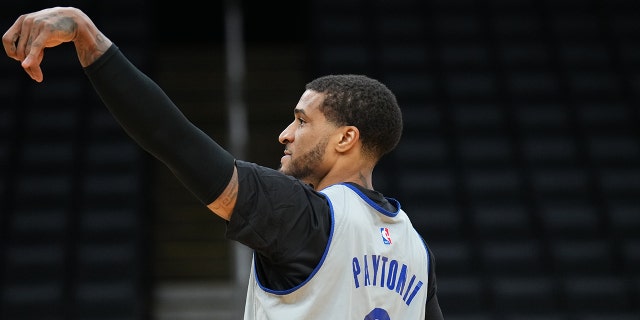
top-left (297, 117), bottom-right (306, 126)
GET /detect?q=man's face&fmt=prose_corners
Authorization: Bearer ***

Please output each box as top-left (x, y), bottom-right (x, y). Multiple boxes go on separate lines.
top-left (278, 90), bottom-right (336, 184)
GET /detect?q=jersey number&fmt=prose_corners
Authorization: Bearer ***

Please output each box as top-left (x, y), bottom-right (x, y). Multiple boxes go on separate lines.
top-left (364, 308), bottom-right (390, 320)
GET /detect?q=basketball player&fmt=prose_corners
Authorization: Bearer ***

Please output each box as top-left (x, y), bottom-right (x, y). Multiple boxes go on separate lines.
top-left (3, 7), bottom-right (444, 319)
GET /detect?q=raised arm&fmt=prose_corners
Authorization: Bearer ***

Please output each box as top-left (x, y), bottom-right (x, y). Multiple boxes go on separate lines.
top-left (3, 7), bottom-right (239, 220)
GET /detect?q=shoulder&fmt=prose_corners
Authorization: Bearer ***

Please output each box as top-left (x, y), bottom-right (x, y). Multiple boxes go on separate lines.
top-left (235, 160), bottom-right (291, 178)
top-left (234, 160), bottom-right (328, 209)
top-left (236, 160), bottom-right (300, 190)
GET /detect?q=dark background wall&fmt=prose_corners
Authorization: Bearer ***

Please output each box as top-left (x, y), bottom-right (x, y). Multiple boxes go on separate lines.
top-left (1, 0), bottom-right (639, 319)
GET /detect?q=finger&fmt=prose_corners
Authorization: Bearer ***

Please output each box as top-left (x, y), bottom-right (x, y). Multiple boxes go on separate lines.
top-left (19, 16), bottom-right (42, 69)
top-left (22, 50), bottom-right (44, 82)
top-left (2, 14), bottom-right (26, 61)
top-left (24, 66), bottom-right (43, 83)
top-left (19, 15), bottom-right (50, 82)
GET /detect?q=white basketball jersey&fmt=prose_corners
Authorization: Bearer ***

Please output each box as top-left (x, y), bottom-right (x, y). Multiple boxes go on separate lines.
top-left (243, 183), bottom-right (430, 319)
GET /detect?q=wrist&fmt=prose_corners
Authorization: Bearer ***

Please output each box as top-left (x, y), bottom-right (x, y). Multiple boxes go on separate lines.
top-left (68, 7), bottom-right (112, 67)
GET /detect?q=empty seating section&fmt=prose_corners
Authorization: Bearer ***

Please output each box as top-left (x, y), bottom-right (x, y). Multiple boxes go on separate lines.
top-left (306, 0), bottom-right (638, 317)
top-left (0, 1), bottom-right (150, 319)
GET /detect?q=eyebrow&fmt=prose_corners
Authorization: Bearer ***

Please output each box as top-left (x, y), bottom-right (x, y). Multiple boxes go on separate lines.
top-left (294, 108), bottom-right (307, 116)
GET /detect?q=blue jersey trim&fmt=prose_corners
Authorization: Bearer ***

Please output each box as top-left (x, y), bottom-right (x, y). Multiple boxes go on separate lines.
top-left (417, 232), bottom-right (434, 302)
top-left (255, 192), bottom-right (336, 295)
top-left (338, 182), bottom-right (401, 217)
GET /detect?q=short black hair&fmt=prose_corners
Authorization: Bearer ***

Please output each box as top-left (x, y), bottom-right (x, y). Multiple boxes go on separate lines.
top-left (306, 74), bottom-right (403, 160)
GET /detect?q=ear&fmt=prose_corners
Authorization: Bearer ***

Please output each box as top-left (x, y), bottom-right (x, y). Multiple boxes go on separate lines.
top-left (335, 126), bottom-right (360, 153)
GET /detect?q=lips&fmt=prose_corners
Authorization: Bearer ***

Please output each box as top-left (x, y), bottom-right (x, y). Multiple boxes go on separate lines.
top-left (281, 149), bottom-right (291, 164)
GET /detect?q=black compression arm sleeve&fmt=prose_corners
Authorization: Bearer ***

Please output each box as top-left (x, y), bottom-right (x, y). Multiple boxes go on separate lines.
top-left (83, 44), bottom-right (235, 205)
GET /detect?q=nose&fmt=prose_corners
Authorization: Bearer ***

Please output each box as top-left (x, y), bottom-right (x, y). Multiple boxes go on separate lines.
top-left (279, 121), bottom-right (295, 145)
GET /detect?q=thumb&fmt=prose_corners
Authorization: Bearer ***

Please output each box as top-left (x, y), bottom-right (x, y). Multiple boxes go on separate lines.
top-left (21, 49), bottom-right (44, 82)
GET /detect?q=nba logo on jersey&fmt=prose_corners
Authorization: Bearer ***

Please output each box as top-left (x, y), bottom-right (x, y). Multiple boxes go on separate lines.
top-left (380, 227), bottom-right (392, 245)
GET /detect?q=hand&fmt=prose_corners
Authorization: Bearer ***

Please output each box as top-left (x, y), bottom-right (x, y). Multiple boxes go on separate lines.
top-left (2, 7), bottom-right (111, 82)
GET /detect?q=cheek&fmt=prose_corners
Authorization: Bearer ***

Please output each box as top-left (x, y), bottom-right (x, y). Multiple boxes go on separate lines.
top-left (295, 125), bottom-right (327, 151)
top-left (294, 129), bottom-right (309, 145)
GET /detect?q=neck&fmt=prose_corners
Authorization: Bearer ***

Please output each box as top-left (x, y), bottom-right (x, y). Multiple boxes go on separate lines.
top-left (312, 168), bottom-right (374, 191)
